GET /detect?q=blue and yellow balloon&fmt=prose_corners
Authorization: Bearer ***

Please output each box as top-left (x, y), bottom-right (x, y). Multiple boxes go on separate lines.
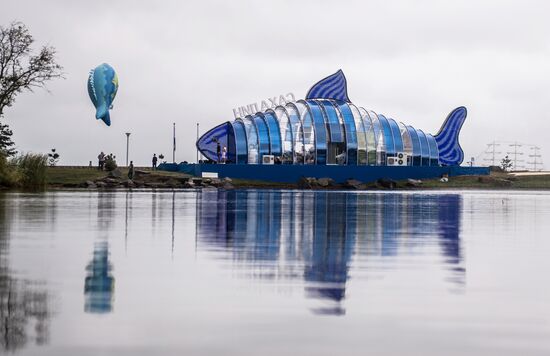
top-left (87, 63), bottom-right (118, 126)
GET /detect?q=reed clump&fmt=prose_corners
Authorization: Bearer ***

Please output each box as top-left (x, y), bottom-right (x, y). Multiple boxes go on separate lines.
top-left (0, 153), bottom-right (48, 190)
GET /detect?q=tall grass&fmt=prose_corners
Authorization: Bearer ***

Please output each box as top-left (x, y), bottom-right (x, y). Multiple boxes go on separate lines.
top-left (11, 153), bottom-right (48, 190)
top-left (0, 153), bottom-right (18, 187)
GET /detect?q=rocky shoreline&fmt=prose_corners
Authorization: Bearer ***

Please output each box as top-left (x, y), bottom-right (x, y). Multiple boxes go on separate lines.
top-left (29, 166), bottom-right (550, 191)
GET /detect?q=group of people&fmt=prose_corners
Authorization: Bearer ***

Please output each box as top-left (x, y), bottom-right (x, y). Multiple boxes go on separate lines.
top-left (96, 152), bottom-right (160, 180)
top-left (96, 152), bottom-right (116, 170)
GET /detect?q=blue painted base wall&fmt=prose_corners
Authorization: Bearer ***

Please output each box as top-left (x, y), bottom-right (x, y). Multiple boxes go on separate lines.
top-left (158, 163), bottom-right (490, 184)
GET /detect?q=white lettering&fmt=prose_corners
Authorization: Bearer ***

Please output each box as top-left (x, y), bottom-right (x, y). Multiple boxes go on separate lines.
top-left (268, 97), bottom-right (277, 107)
top-left (232, 92), bottom-right (296, 117)
top-left (240, 106), bottom-right (250, 117)
top-left (248, 103), bottom-right (259, 113)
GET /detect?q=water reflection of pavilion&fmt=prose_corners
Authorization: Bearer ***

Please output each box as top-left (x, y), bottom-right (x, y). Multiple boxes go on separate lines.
top-left (196, 191), bottom-right (463, 314)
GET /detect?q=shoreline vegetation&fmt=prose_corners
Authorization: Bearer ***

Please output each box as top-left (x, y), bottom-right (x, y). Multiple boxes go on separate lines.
top-left (1, 165), bottom-right (549, 191)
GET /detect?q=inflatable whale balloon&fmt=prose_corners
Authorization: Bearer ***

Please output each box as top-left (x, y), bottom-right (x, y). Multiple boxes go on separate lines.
top-left (87, 63), bottom-right (118, 126)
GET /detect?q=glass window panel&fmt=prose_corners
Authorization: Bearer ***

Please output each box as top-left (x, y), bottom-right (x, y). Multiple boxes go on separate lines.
top-left (349, 104), bottom-right (367, 165)
top-left (285, 103), bottom-right (304, 164)
top-left (231, 121), bottom-right (248, 164)
top-left (295, 101), bottom-right (315, 165)
top-left (241, 116), bottom-right (259, 164)
top-left (332, 100), bottom-right (358, 165)
top-left (359, 107), bottom-right (377, 165)
top-left (405, 125), bottom-right (421, 166)
top-left (317, 100), bottom-right (346, 165)
top-left (316, 100), bottom-right (343, 142)
top-left (417, 129), bottom-right (430, 166)
top-left (263, 111), bottom-right (282, 158)
top-left (253, 114), bottom-right (270, 162)
top-left (398, 122), bottom-right (413, 165)
top-left (388, 118), bottom-right (404, 153)
top-left (303, 100), bottom-right (327, 165)
top-left (367, 110), bottom-right (384, 165)
top-left (376, 114), bottom-right (395, 165)
top-left (274, 106), bottom-right (294, 164)
top-left (427, 134), bottom-right (440, 166)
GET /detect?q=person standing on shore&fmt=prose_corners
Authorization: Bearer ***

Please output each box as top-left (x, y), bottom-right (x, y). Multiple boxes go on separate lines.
top-left (98, 152), bottom-right (105, 170)
top-left (128, 161), bottom-right (135, 180)
top-left (152, 154), bottom-right (158, 170)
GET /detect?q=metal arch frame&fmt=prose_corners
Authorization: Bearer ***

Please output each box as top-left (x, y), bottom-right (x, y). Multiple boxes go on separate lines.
top-left (426, 133), bottom-right (440, 166)
top-left (376, 114), bottom-right (396, 165)
top-left (330, 100), bottom-right (358, 165)
top-left (405, 125), bottom-right (422, 166)
top-left (416, 129), bottom-right (430, 166)
top-left (315, 99), bottom-right (344, 143)
top-left (358, 107), bottom-right (377, 166)
top-left (296, 99), bottom-right (327, 165)
top-left (252, 112), bottom-right (271, 164)
top-left (367, 110), bottom-right (385, 165)
top-left (347, 103), bottom-right (368, 165)
top-left (231, 120), bottom-right (248, 164)
top-left (238, 115), bottom-right (260, 164)
top-left (285, 102), bottom-right (305, 164)
top-left (264, 109), bottom-right (283, 158)
top-left (314, 99), bottom-right (346, 166)
top-left (387, 117), bottom-right (404, 153)
top-left (272, 105), bottom-right (295, 164)
top-left (397, 121), bottom-right (413, 166)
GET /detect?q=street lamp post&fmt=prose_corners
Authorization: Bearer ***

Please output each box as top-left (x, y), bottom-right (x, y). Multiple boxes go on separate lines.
top-left (125, 132), bottom-right (131, 166)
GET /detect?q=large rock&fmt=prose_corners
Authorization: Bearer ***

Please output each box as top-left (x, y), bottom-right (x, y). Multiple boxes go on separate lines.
top-left (108, 169), bottom-right (123, 179)
top-left (298, 177), bottom-right (318, 189)
top-left (317, 177), bottom-right (335, 187)
top-left (345, 179), bottom-right (364, 189)
top-left (406, 178), bottom-right (422, 187)
top-left (122, 179), bottom-right (135, 188)
top-left (85, 180), bottom-right (96, 188)
top-left (221, 182), bottom-right (234, 190)
top-left (183, 180), bottom-right (195, 188)
top-left (223, 177), bottom-right (233, 183)
top-left (95, 181), bottom-right (107, 188)
top-left (377, 178), bottom-right (397, 189)
top-left (133, 180), bottom-right (145, 188)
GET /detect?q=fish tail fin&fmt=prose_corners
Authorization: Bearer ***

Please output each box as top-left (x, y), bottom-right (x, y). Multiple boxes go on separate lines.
top-left (101, 111), bottom-right (111, 126)
top-left (96, 105), bottom-right (111, 126)
top-left (434, 106), bottom-right (467, 166)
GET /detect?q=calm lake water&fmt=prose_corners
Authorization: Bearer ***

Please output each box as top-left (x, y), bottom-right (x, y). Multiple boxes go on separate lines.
top-left (1, 190), bottom-right (549, 355)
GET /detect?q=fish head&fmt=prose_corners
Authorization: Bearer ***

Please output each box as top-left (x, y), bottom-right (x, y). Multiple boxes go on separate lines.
top-left (196, 122), bottom-right (232, 161)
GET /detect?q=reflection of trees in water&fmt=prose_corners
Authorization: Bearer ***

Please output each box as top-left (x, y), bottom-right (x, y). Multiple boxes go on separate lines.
top-left (196, 191), bottom-right (464, 315)
top-left (0, 279), bottom-right (51, 351)
top-left (0, 194), bottom-right (52, 352)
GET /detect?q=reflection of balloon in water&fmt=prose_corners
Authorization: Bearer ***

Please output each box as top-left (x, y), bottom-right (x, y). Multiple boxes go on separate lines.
top-left (87, 63), bottom-right (118, 126)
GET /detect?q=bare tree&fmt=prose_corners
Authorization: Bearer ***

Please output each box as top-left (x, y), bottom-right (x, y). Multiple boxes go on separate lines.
top-left (0, 21), bottom-right (63, 118)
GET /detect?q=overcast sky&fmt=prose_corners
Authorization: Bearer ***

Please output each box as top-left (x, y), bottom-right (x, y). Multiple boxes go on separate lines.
top-left (1, 0), bottom-right (549, 167)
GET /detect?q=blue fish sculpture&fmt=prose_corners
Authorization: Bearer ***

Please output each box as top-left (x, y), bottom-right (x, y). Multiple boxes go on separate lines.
top-left (87, 63), bottom-right (119, 126)
top-left (197, 70), bottom-right (467, 166)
